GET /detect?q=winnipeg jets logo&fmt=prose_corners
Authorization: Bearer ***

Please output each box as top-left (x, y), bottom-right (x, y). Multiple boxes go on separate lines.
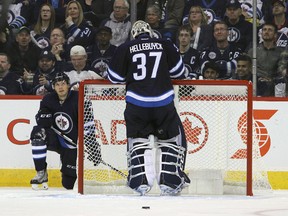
top-left (54, 112), bottom-right (73, 133)
top-left (36, 37), bottom-right (50, 49)
top-left (203, 9), bottom-right (216, 24)
top-left (228, 27), bottom-right (240, 43)
top-left (180, 112), bottom-right (209, 154)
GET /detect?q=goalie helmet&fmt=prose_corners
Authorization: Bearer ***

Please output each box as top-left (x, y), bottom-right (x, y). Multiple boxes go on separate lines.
top-left (131, 20), bottom-right (153, 39)
top-left (52, 72), bottom-right (70, 85)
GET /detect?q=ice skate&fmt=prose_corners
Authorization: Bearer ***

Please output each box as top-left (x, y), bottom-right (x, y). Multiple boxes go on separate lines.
top-left (159, 172), bottom-right (190, 196)
top-left (30, 170), bottom-right (48, 190)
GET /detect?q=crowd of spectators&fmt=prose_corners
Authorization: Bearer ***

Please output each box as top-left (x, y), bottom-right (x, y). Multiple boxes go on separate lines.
top-left (0, 0), bottom-right (288, 97)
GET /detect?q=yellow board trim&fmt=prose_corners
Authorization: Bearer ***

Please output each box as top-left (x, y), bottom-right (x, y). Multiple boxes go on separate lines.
top-left (0, 169), bottom-right (62, 187)
top-left (0, 169), bottom-right (288, 189)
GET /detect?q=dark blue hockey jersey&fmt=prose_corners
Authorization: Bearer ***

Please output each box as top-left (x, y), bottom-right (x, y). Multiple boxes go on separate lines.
top-left (108, 35), bottom-right (187, 108)
top-left (200, 43), bottom-right (241, 79)
top-left (38, 90), bottom-right (78, 148)
top-left (183, 0), bottom-right (226, 24)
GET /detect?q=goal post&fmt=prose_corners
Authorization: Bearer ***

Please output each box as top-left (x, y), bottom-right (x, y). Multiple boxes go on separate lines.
top-left (78, 79), bottom-right (271, 195)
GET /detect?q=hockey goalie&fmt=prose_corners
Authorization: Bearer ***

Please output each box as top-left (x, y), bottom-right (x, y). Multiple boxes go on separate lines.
top-left (107, 20), bottom-right (190, 195)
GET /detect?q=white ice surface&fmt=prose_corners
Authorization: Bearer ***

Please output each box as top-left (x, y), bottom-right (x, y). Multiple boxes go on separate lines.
top-left (0, 188), bottom-right (288, 216)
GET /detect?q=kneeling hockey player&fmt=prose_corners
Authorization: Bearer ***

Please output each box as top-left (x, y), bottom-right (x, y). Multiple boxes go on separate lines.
top-left (107, 20), bottom-right (190, 195)
top-left (30, 73), bottom-right (78, 190)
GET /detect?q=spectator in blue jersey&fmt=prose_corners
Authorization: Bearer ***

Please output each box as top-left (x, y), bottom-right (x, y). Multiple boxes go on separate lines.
top-left (0, 52), bottom-right (30, 95)
top-left (183, 0), bottom-right (226, 25)
top-left (200, 21), bottom-right (241, 79)
top-left (89, 26), bottom-right (117, 78)
top-left (186, 5), bottom-right (213, 51)
top-left (177, 25), bottom-right (200, 79)
top-left (61, 1), bottom-right (94, 51)
top-left (100, 0), bottom-right (131, 47)
top-left (270, 0), bottom-right (288, 48)
top-left (224, 0), bottom-right (253, 52)
top-left (248, 22), bottom-right (284, 96)
top-left (107, 20), bottom-right (190, 196)
top-left (30, 3), bottom-right (55, 50)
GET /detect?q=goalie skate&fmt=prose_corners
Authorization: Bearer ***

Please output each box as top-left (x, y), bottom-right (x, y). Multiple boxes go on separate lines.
top-left (30, 170), bottom-right (48, 190)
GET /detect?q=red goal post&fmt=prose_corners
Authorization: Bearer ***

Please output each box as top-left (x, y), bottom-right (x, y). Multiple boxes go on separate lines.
top-left (78, 79), bottom-right (270, 195)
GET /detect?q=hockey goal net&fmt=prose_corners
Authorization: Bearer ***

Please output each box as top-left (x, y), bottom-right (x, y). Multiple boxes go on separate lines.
top-left (78, 80), bottom-right (271, 195)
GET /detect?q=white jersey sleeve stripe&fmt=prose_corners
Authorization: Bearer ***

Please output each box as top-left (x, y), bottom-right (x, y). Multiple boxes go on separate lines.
top-left (107, 68), bottom-right (126, 83)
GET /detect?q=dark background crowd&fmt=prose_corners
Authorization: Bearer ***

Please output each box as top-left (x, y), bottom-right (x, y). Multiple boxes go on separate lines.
top-left (0, 0), bottom-right (288, 97)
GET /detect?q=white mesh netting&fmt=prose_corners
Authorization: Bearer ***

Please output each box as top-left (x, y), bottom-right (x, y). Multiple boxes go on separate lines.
top-left (78, 80), bottom-right (271, 195)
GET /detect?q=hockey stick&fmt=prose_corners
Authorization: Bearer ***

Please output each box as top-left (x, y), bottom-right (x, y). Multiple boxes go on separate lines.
top-left (51, 126), bottom-right (128, 178)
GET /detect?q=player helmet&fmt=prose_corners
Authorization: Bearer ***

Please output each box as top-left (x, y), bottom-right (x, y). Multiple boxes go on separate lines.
top-left (131, 20), bottom-right (153, 39)
top-left (52, 72), bottom-right (70, 85)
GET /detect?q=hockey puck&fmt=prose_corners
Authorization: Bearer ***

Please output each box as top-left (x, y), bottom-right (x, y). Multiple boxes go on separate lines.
top-left (142, 206), bottom-right (150, 209)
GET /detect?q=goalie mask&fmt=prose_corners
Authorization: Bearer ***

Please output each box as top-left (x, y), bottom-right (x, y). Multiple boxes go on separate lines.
top-left (131, 20), bottom-right (153, 39)
top-left (52, 72), bottom-right (70, 85)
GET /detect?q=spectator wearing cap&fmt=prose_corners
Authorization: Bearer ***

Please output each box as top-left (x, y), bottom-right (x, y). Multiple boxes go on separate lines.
top-left (89, 26), bottom-right (117, 78)
top-left (64, 45), bottom-right (103, 91)
top-left (224, 0), bottom-right (253, 52)
top-left (30, 50), bottom-right (62, 95)
top-left (5, 26), bottom-right (41, 75)
top-left (258, 0), bottom-right (288, 48)
top-left (272, 0), bottom-right (288, 47)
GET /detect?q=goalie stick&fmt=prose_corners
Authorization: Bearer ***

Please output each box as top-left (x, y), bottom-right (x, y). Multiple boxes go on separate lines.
top-left (51, 126), bottom-right (128, 178)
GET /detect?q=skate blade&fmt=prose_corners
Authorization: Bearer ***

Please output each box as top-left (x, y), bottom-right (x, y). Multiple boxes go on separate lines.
top-left (135, 185), bottom-right (151, 196)
top-left (31, 183), bottom-right (48, 190)
top-left (159, 184), bottom-right (181, 196)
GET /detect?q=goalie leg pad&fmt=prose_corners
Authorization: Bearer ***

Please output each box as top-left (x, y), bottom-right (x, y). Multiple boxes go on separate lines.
top-left (156, 131), bottom-right (190, 195)
top-left (127, 135), bottom-right (155, 195)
